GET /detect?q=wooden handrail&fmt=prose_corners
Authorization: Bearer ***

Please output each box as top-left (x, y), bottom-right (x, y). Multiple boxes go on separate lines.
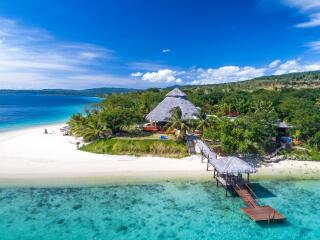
top-left (245, 184), bottom-right (261, 205)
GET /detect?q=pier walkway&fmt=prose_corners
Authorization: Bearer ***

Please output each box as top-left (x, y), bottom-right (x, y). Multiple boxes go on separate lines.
top-left (235, 184), bottom-right (285, 222)
top-left (194, 139), bottom-right (286, 222)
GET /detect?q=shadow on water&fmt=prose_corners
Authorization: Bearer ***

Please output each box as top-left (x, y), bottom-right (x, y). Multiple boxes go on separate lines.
top-left (250, 183), bottom-right (276, 198)
top-left (223, 183), bottom-right (276, 199)
top-left (257, 220), bottom-right (291, 229)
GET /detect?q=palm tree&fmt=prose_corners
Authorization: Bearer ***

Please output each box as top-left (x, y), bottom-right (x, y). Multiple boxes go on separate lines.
top-left (195, 110), bottom-right (209, 136)
top-left (250, 100), bottom-right (274, 113)
top-left (81, 116), bottom-right (112, 142)
top-left (165, 107), bottom-right (191, 140)
top-left (68, 112), bottom-right (112, 142)
top-left (68, 113), bottom-right (87, 137)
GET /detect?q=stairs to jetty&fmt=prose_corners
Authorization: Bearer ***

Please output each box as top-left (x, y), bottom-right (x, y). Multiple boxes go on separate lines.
top-left (185, 136), bottom-right (196, 155)
top-left (264, 146), bottom-right (285, 161)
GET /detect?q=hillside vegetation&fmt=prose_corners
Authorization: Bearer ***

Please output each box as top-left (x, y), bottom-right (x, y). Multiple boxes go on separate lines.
top-left (69, 71), bottom-right (320, 159)
top-left (185, 71), bottom-right (320, 91)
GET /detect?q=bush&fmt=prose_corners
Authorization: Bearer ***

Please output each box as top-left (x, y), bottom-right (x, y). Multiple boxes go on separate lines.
top-left (309, 132), bottom-right (320, 149)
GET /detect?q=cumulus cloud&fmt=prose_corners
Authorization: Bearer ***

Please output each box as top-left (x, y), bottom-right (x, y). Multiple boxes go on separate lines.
top-left (280, 0), bottom-right (320, 28)
top-left (273, 59), bottom-right (320, 75)
top-left (138, 69), bottom-right (182, 83)
top-left (132, 65), bottom-right (266, 85)
top-left (131, 59), bottom-right (320, 85)
top-left (191, 66), bottom-right (266, 85)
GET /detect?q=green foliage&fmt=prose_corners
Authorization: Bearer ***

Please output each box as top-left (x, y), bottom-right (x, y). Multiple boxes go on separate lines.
top-left (281, 147), bottom-right (320, 161)
top-left (80, 139), bottom-right (189, 158)
top-left (69, 71), bottom-right (320, 156)
top-left (68, 89), bottom-right (166, 142)
top-left (309, 132), bottom-right (320, 149)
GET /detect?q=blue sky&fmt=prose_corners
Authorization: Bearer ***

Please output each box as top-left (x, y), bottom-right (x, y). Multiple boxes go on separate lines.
top-left (0, 0), bottom-right (320, 89)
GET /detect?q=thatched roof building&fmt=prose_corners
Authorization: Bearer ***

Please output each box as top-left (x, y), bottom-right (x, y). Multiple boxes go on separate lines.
top-left (146, 88), bottom-right (199, 122)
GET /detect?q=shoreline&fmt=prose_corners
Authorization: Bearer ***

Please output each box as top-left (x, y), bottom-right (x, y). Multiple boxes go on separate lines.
top-left (0, 123), bottom-right (320, 187)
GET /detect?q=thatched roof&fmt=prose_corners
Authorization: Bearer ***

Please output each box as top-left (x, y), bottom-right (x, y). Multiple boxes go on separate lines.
top-left (166, 88), bottom-right (186, 97)
top-left (146, 88), bottom-right (199, 122)
top-left (195, 139), bottom-right (256, 175)
top-left (218, 156), bottom-right (257, 175)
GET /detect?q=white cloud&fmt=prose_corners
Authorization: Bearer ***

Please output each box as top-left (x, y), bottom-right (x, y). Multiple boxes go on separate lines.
top-left (273, 59), bottom-right (320, 75)
top-left (295, 13), bottom-right (320, 28)
top-left (162, 49), bottom-right (171, 53)
top-left (282, 0), bottom-right (320, 11)
top-left (131, 72), bottom-right (143, 77)
top-left (269, 59), bottom-right (281, 68)
top-left (306, 41), bottom-right (320, 52)
top-left (280, 0), bottom-right (320, 28)
top-left (192, 66), bottom-right (266, 85)
top-left (140, 69), bottom-right (182, 83)
top-left (132, 59), bottom-right (320, 85)
top-left (0, 17), bottom-right (122, 89)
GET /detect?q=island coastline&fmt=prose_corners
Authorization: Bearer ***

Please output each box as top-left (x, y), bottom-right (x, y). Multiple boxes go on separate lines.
top-left (0, 123), bottom-right (319, 187)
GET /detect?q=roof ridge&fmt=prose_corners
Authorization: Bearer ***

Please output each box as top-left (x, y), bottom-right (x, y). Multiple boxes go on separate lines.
top-left (166, 88), bottom-right (186, 97)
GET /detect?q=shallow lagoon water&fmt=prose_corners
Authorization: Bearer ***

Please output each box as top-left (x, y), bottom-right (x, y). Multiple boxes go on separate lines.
top-left (0, 94), bottom-right (100, 131)
top-left (0, 180), bottom-right (319, 240)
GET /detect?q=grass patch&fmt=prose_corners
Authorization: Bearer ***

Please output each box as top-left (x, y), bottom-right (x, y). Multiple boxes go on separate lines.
top-left (80, 139), bottom-right (189, 158)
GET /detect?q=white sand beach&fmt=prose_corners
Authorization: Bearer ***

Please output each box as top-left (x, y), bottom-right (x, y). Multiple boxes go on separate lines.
top-left (0, 124), bottom-right (212, 186)
top-left (0, 123), bottom-right (319, 186)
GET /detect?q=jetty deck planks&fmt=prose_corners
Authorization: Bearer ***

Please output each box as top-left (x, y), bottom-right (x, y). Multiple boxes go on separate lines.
top-left (241, 206), bottom-right (286, 222)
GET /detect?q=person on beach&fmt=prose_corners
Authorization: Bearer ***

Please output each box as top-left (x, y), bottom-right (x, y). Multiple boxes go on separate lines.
top-left (44, 128), bottom-right (48, 134)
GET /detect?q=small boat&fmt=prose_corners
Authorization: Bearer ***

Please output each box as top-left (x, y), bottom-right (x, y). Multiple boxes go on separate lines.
top-left (143, 123), bottom-right (161, 132)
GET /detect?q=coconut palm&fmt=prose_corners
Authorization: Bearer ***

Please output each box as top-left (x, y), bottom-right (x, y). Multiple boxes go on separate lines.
top-left (165, 107), bottom-right (192, 140)
top-left (250, 100), bottom-right (274, 113)
top-left (81, 117), bottom-right (112, 142)
top-left (68, 113), bottom-right (87, 137)
top-left (194, 110), bottom-right (209, 135)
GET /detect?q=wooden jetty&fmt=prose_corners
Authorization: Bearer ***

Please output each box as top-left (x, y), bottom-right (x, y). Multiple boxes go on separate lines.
top-left (195, 139), bottom-right (286, 222)
top-left (235, 184), bottom-right (285, 222)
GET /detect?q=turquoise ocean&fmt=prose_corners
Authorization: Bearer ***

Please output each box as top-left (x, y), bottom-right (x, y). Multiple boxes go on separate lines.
top-left (0, 93), bottom-right (100, 132)
top-left (0, 181), bottom-right (319, 240)
top-left (0, 93), bottom-right (319, 239)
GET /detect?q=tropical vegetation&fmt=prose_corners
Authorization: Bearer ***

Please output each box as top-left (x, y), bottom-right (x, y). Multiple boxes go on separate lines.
top-left (68, 71), bottom-right (320, 160)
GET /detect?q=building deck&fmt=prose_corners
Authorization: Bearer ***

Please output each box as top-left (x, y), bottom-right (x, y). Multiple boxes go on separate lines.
top-left (241, 206), bottom-right (286, 222)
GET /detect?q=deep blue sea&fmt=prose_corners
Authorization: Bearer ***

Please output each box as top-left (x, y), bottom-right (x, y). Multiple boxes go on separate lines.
top-left (0, 180), bottom-right (319, 240)
top-left (0, 93), bottom-right (100, 131)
